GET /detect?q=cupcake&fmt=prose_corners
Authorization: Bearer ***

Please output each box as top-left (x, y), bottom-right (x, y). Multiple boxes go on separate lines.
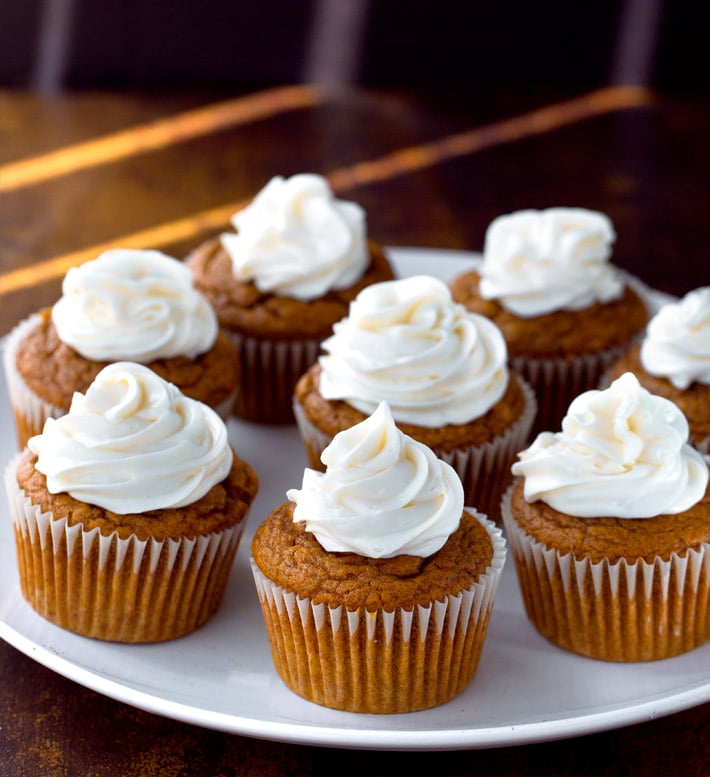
top-left (605, 286), bottom-right (710, 454)
top-left (450, 207), bottom-right (649, 434)
top-left (187, 173), bottom-right (394, 424)
top-left (3, 248), bottom-right (239, 449)
top-left (251, 401), bottom-right (506, 713)
top-left (293, 275), bottom-right (536, 522)
top-left (4, 362), bottom-right (259, 642)
top-left (502, 372), bottom-right (710, 662)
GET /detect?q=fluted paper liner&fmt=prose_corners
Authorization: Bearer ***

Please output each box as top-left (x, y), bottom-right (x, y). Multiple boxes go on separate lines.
top-left (501, 484), bottom-right (710, 661)
top-left (3, 315), bottom-right (236, 450)
top-left (5, 457), bottom-right (245, 642)
top-left (228, 330), bottom-right (322, 423)
top-left (293, 376), bottom-right (537, 523)
top-left (250, 513), bottom-right (506, 713)
top-left (3, 315), bottom-right (65, 448)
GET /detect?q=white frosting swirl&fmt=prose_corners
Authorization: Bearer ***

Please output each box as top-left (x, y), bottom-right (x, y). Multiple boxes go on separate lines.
top-left (512, 372), bottom-right (708, 518)
top-left (640, 286), bottom-right (710, 389)
top-left (220, 174), bottom-right (368, 300)
top-left (479, 207), bottom-right (624, 317)
top-left (28, 362), bottom-right (233, 514)
top-left (318, 275), bottom-right (509, 426)
top-left (52, 248), bottom-right (218, 362)
top-left (286, 402), bottom-right (464, 558)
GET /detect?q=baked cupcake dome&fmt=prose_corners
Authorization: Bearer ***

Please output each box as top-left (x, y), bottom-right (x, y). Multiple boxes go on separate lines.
top-left (605, 286), bottom-right (710, 454)
top-left (502, 372), bottom-right (710, 662)
top-left (251, 402), bottom-right (506, 713)
top-left (4, 248), bottom-right (238, 448)
top-left (5, 362), bottom-right (259, 642)
top-left (293, 275), bottom-right (536, 521)
top-left (450, 208), bottom-right (649, 434)
top-left (186, 174), bottom-right (394, 424)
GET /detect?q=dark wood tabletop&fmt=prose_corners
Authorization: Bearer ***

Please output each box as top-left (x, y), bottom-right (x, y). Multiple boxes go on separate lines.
top-left (1, 86), bottom-right (708, 776)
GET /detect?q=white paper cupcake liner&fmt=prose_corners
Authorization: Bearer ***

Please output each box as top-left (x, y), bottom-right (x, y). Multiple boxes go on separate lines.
top-left (3, 314), bottom-right (65, 448)
top-left (250, 512), bottom-right (506, 713)
top-left (293, 375), bottom-right (536, 523)
top-left (228, 330), bottom-right (322, 424)
top-left (501, 483), bottom-right (710, 661)
top-left (5, 456), bottom-right (245, 642)
top-left (3, 314), bottom-right (238, 446)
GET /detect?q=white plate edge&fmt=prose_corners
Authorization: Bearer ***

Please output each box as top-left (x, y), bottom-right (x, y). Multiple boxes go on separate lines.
top-left (0, 246), bottom-right (705, 753)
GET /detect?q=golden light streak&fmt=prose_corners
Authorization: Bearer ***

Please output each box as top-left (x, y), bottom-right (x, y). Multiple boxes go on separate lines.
top-left (0, 200), bottom-right (249, 295)
top-left (0, 85), bottom-right (323, 192)
top-left (327, 86), bottom-right (654, 190)
top-left (0, 85), bottom-right (654, 297)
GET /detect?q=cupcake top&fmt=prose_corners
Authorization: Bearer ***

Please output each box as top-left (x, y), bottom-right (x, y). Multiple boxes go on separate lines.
top-left (640, 286), bottom-right (710, 390)
top-left (220, 173), bottom-right (368, 300)
top-left (479, 207), bottom-right (623, 317)
top-left (286, 401), bottom-right (464, 558)
top-left (28, 362), bottom-right (233, 514)
top-left (317, 275), bottom-right (509, 426)
top-left (512, 372), bottom-right (708, 518)
top-left (51, 248), bottom-right (218, 362)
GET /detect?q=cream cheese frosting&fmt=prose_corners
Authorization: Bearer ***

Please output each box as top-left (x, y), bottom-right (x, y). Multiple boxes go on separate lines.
top-left (640, 286), bottom-right (710, 389)
top-left (28, 362), bottom-right (233, 514)
top-left (479, 207), bottom-right (624, 317)
top-left (512, 372), bottom-right (708, 518)
top-left (220, 173), bottom-right (368, 300)
top-left (318, 275), bottom-right (509, 426)
top-left (286, 401), bottom-right (464, 558)
top-left (51, 248), bottom-right (218, 362)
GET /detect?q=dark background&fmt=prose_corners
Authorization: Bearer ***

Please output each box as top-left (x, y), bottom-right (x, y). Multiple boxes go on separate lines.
top-left (1, 1), bottom-right (707, 100)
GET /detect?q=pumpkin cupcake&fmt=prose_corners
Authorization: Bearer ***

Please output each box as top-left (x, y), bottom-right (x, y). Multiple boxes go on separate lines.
top-left (605, 286), bottom-right (710, 454)
top-left (251, 401), bottom-right (506, 713)
top-left (293, 275), bottom-right (536, 522)
top-left (502, 372), bottom-right (710, 662)
top-left (3, 247), bottom-right (238, 448)
top-left (4, 362), bottom-right (259, 642)
top-left (187, 173), bottom-right (394, 424)
top-left (450, 207), bottom-right (649, 434)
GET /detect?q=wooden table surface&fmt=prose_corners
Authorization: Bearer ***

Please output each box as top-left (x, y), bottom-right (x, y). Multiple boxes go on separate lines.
top-left (0, 86), bottom-right (708, 776)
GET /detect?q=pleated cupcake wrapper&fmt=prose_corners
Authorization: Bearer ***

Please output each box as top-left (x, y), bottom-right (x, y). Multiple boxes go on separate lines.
top-left (250, 513), bottom-right (506, 714)
top-left (5, 457), bottom-right (244, 643)
top-left (3, 314), bottom-right (65, 448)
top-left (228, 330), bottom-right (322, 423)
top-left (511, 341), bottom-right (633, 436)
top-left (293, 375), bottom-right (536, 523)
top-left (500, 484), bottom-right (710, 662)
top-left (3, 315), bottom-right (237, 450)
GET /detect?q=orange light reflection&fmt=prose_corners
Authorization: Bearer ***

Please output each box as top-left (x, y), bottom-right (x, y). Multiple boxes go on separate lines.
top-left (0, 86), bottom-right (654, 298)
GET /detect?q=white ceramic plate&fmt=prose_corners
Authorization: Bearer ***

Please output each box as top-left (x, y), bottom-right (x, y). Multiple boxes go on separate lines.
top-left (1, 248), bottom-right (706, 752)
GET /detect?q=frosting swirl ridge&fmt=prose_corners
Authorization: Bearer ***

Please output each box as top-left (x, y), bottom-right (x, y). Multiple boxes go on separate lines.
top-left (52, 248), bottom-right (218, 362)
top-left (29, 362), bottom-right (233, 514)
top-left (640, 286), bottom-right (710, 389)
top-left (286, 402), bottom-right (464, 558)
top-left (479, 207), bottom-right (623, 316)
top-left (318, 275), bottom-right (509, 426)
top-left (512, 372), bottom-right (708, 518)
top-left (221, 174), bottom-right (368, 300)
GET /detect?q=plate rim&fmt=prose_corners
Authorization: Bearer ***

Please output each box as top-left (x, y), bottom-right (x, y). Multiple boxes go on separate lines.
top-left (1, 613), bottom-right (708, 751)
top-left (1, 246), bottom-right (706, 752)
